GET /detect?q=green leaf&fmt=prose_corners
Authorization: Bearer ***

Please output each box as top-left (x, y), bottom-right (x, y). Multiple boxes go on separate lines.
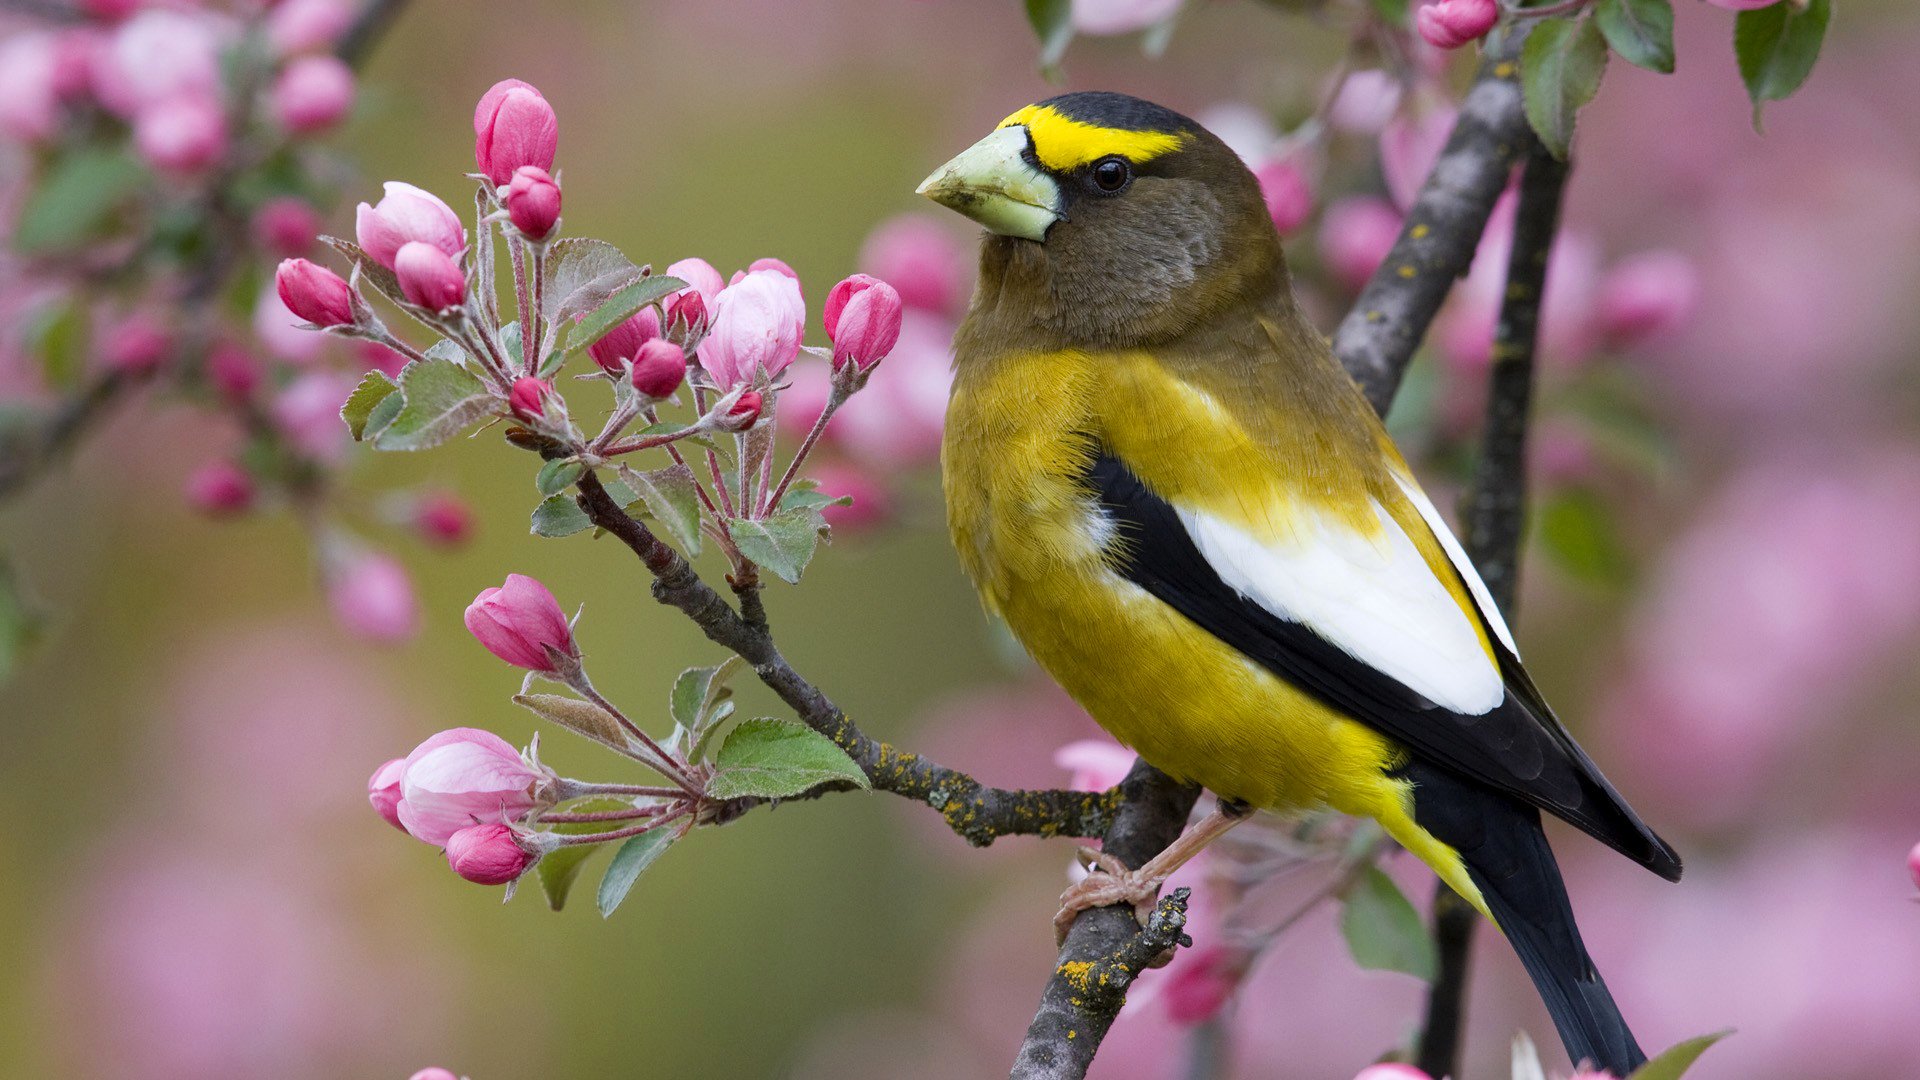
top-left (1521, 16), bottom-right (1610, 159)
top-left (727, 506), bottom-right (829, 585)
top-left (616, 462), bottom-right (704, 556)
top-left (547, 238), bottom-right (643, 326)
top-left (536, 458), bottom-right (585, 496)
top-left (25, 301), bottom-right (88, 391)
top-left (1595, 0), bottom-right (1675, 73)
top-left (514, 693), bottom-right (633, 754)
top-left (1537, 487), bottom-right (1632, 585)
top-left (705, 717), bottom-right (869, 800)
top-left (1025, 0), bottom-right (1074, 68)
top-left (530, 476), bottom-right (639, 538)
top-left (340, 370), bottom-right (398, 441)
top-left (534, 798), bottom-right (628, 911)
top-left (0, 560), bottom-right (45, 684)
top-left (671, 656), bottom-right (748, 755)
top-left (777, 487), bottom-right (853, 512)
top-left (371, 356), bottom-right (493, 451)
top-left (1628, 1031), bottom-right (1733, 1080)
top-left (1339, 865), bottom-right (1437, 980)
top-left (12, 148), bottom-right (147, 256)
top-left (1370, 0), bottom-right (1410, 27)
top-left (596, 826), bottom-right (678, 918)
top-left (1736, 0), bottom-right (1830, 125)
top-left (565, 275), bottom-right (686, 355)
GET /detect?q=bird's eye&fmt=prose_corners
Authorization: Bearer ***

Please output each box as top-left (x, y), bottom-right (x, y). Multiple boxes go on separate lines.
top-left (1091, 157), bottom-right (1131, 193)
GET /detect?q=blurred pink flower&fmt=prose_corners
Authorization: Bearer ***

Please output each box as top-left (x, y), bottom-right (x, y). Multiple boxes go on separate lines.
top-left (273, 371), bottom-right (356, 462)
top-left (1596, 249), bottom-right (1699, 347)
top-left (1330, 70), bottom-right (1404, 134)
top-left (702, 268), bottom-right (805, 388)
top-left (776, 359), bottom-right (832, 440)
top-left (808, 462), bottom-right (892, 532)
top-left (1195, 102), bottom-right (1276, 166)
top-left (1318, 196), bottom-right (1402, 291)
top-left (1354, 1066), bottom-right (1432, 1080)
top-left (255, 285), bottom-right (330, 362)
top-left (1070, 0), bottom-right (1182, 35)
top-left (831, 309), bottom-right (952, 466)
top-left (355, 181), bottom-right (467, 271)
top-left (1159, 943), bottom-right (1245, 1025)
top-left (412, 491), bottom-right (473, 547)
top-left (463, 573), bottom-right (576, 673)
top-left (254, 197), bottom-right (324, 258)
top-left (184, 460), bottom-right (253, 515)
top-left (0, 32), bottom-right (63, 142)
top-left (473, 78), bottom-right (559, 187)
top-left (1055, 738), bottom-right (1136, 793)
top-left (1432, 192), bottom-right (1604, 372)
top-left (1703, 0), bottom-right (1776, 8)
top-left (92, 10), bottom-right (225, 119)
top-left (270, 54), bottom-right (355, 134)
top-left (1379, 103), bottom-right (1457, 212)
top-left (397, 727), bottom-right (549, 845)
top-left (1908, 842), bottom-right (1920, 893)
top-left (368, 758), bottom-right (407, 831)
top-left (1254, 157), bottom-right (1314, 234)
top-left (101, 312), bottom-right (170, 373)
top-left (409, 1071), bottom-right (461, 1080)
top-left (133, 93), bottom-right (228, 172)
top-left (859, 214), bottom-right (972, 316)
top-left (207, 340), bottom-right (260, 402)
top-left (267, 0), bottom-right (355, 56)
top-left (326, 548), bottom-right (419, 644)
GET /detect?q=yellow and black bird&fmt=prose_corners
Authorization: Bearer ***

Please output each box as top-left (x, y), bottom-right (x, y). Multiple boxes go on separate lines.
top-left (919, 91), bottom-right (1681, 1074)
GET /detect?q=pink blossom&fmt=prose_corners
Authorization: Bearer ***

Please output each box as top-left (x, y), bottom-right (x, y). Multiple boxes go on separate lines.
top-left (666, 290), bottom-right (708, 343)
top-left (1254, 157), bottom-right (1314, 234)
top-left (473, 78), bottom-right (558, 187)
top-left (1055, 738), bottom-right (1136, 792)
top-left (0, 33), bottom-right (63, 142)
top-left (1379, 103), bottom-right (1457, 212)
top-left (1433, 193), bottom-right (1603, 372)
top-left (831, 309), bottom-right (952, 466)
top-left (410, 1071), bottom-right (461, 1080)
top-left (1596, 250), bottom-right (1700, 347)
top-left (393, 241), bottom-right (466, 311)
top-left (1329, 69), bottom-right (1404, 135)
top-left (507, 377), bottom-right (552, 422)
top-left (1416, 0), bottom-right (1500, 50)
top-left (206, 341), bottom-right (259, 402)
top-left (1317, 196), bottom-right (1403, 291)
top-left (78, 0), bottom-right (138, 19)
top-left (183, 461), bottom-right (253, 515)
top-left (133, 94), bottom-right (227, 172)
top-left (701, 268), bottom-right (805, 388)
top-left (665, 256), bottom-right (726, 309)
top-left (746, 256), bottom-right (800, 281)
top-left (504, 165), bottom-right (561, 241)
top-left (775, 360), bottom-right (832, 442)
top-left (825, 274), bottom-right (903, 372)
top-left (275, 257), bottom-right (354, 328)
top-left (272, 371), bottom-right (355, 463)
top-left (587, 306), bottom-right (662, 375)
top-left (92, 10), bottom-right (224, 119)
top-left (464, 573), bottom-right (576, 673)
top-left (101, 313), bottom-right (170, 374)
top-left (354, 181), bottom-right (466, 271)
top-left (1070, 0), bottom-right (1182, 35)
top-left (1159, 944), bottom-right (1245, 1025)
top-left (266, 0), bottom-right (354, 56)
top-left (254, 285), bottom-right (328, 363)
top-left (721, 390), bottom-right (765, 430)
top-left (413, 492), bottom-right (473, 547)
top-left (1353, 1066), bottom-right (1431, 1080)
top-left (270, 54), bottom-right (355, 134)
top-left (859, 214), bottom-right (971, 315)
top-left (326, 549), bottom-right (419, 643)
top-left (630, 338), bottom-right (687, 399)
top-left (396, 727), bottom-right (549, 845)
top-left (367, 758), bottom-right (406, 831)
top-left (253, 197), bottom-right (323, 258)
top-left (808, 462), bottom-right (891, 533)
top-left (1909, 842), bottom-right (1920, 893)
top-left (444, 822), bottom-right (538, 885)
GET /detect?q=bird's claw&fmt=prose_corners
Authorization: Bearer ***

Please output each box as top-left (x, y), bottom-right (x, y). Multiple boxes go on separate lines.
top-left (1053, 846), bottom-right (1166, 946)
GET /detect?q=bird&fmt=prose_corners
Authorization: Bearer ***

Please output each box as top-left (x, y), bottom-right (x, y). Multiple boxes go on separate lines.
top-left (918, 90), bottom-right (1681, 1076)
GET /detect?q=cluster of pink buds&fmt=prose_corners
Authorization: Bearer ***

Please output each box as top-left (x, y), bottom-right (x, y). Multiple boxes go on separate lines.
top-left (368, 725), bottom-right (558, 886)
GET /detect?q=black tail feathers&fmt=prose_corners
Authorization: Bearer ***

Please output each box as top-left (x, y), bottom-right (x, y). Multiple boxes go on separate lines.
top-left (1402, 759), bottom-right (1649, 1075)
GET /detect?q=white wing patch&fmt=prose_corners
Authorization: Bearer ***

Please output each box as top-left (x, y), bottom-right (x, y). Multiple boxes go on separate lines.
top-left (1391, 472), bottom-right (1519, 655)
top-left (1176, 500), bottom-right (1505, 716)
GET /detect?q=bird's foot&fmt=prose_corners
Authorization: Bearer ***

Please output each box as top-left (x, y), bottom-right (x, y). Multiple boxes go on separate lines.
top-left (1054, 847), bottom-right (1166, 946)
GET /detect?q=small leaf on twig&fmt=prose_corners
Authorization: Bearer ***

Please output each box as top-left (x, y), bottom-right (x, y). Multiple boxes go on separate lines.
top-left (534, 798), bottom-right (629, 912)
top-left (371, 356), bottom-right (493, 451)
top-left (705, 717), bottom-right (869, 800)
top-left (671, 656), bottom-right (748, 756)
top-left (727, 506), bottom-right (830, 584)
top-left (1736, 0), bottom-right (1830, 128)
top-left (617, 462), bottom-right (704, 556)
top-left (535, 458), bottom-right (585, 496)
top-left (546, 238), bottom-right (641, 325)
top-left (1537, 487), bottom-right (1632, 586)
top-left (1339, 865), bottom-right (1437, 980)
top-left (1628, 1030), bottom-right (1733, 1080)
top-left (1595, 0), bottom-right (1675, 74)
top-left (565, 276), bottom-right (686, 355)
top-left (530, 476), bottom-right (640, 538)
top-left (13, 148), bottom-right (147, 256)
top-left (514, 693), bottom-right (631, 753)
top-left (597, 826), bottom-right (678, 918)
top-left (341, 369), bottom-right (398, 441)
top-left (1521, 15), bottom-right (1609, 159)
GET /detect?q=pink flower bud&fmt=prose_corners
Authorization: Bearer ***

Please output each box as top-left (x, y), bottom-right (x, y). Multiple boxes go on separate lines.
top-left (665, 290), bottom-right (708, 343)
top-left (1353, 1066), bottom-right (1431, 1080)
top-left (276, 257), bottom-right (355, 328)
top-left (1908, 841), bottom-right (1920, 893)
top-left (1160, 944), bottom-right (1244, 1025)
top-left (504, 165), bottom-right (561, 241)
top-left (0, 32), bottom-right (63, 143)
top-left (327, 549), bottom-right (418, 643)
top-left (809, 462), bottom-right (891, 533)
top-left (701, 269), bottom-right (804, 389)
top-left (207, 341), bottom-right (260, 402)
top-left (858, 214), bottom-right (970, 315)
top-left (721, 390), bottom-right (764, 431)
top-left (271, 54), bottom-right (354, 134)
top-left (368, 757), bottom-right (407, 831)
top-left (409, 1070), bottom-right (461, 1080)
top-left (444, 822), bottom-right (537, 885)
top-left (825, 274), bottom-right (903, 372)
top-left (464, 573), bottom-right (577, 672)
top-left (184, 460), bottom-right (253, 515)
top-left (1054, 739), bottom-right (1136, 792)
top-left (102, 313), bottom-right (169, 373)
top-left (266, 0), bottom-right (354, 56)
top-left (133, 94), bottom-right (226, 172)
top-left (1318, 196), bottom-right (1404, 291)
top-left (355, 181), bottom-right (466, 271)
top-left (414, 492), bottom-right (474, 547)
top-left (1416, 0), bottom-right (1500, 50)
top-left (664, 257), bottom-right (725, 309)
top-left (1254, 157), bottom-right (1314, 235)
top-left (630, 338), bottom-right (687, 399)
top-left (1329, 69), bottom-right (1403, 135)
top-left (507, 377), bottom-right (552, 423)
top-left (1380, 106), bottom-right (1457, 212)
top-left (473, 78), bottom-right (558, 188)
top-left (746, 256), bottom-right (799, 281)
top-left (92, 11), bottom-right (223, 119)
top-left (394, 242), bottom-right (466, 312)
top-left (274, 371), bottom-right (356, 462)
top-left (253, 197), bottom-right (323, 258)
top-left (1070, 0), bottom-right (1183, 35)
top-left (586, 307), bottom-right (661, 376)
top-left (397, 727), bottom-right (549, 845)
top-left (1597, 250), bottom-right (1699, 347)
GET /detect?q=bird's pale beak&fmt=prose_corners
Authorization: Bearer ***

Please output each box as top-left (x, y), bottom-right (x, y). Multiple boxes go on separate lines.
top-left (916, 125), bottom-right (1062, 242)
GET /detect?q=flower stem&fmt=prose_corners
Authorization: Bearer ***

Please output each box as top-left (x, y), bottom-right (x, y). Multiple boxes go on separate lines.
top-left (551, 805), bottom-right (691, 847)
top-left (572, 677), bottom-right (701, 794)
top-left (540, 806), bottom-right (669, 824)
top-left (762, 394), bottom-right (841, 514)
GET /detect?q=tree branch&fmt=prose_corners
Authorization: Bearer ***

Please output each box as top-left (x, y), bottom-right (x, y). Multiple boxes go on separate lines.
top-left (1413, 141), bottom-right (1569, 1080)
top-left (572, 471), bottom-right (1122, 845)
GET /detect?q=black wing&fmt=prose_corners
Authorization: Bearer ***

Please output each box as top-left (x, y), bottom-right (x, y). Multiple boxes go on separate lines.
top-left (1088, 453), bottom-right (1681, 881)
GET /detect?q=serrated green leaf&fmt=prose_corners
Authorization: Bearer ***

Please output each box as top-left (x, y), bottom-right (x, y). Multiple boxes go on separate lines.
top-left (1736, 0), bottom-right (1830, 125)
top-left (536, 458), bottom-right (585, 496)
top-left (371, 356), bottom-right (493, 451)
top-left (727, 506), bottom-right (829, 585)
top-left (1521, 16), bottom-right (1610, 159)
top-left (535, 798), bottom-right (629, 911)
top-left (340, 370), bottom-right (398, 440)
top-left (596, 826), bottom-right (678, 917)
top-left (1628, 1031), bottom-right (1733, 1080)
top-left (672, 656), bottom-right (748, 757)
top-left (617, 462), bottom-right (704, 556)
top-left (547, 238), bottom-right (642, 326)
top-left (1595, 0), bottom-right (1674, 73)
top-left (531, 477), bottom-right (639, 538)
top-left (777, 488), bottom-right (854, 512)
top-left (1340, 865), bottom-right (1437, 980)
top-left (13, 148), bottom-right (147, 256)
top-left (705, 717), bottom-right (869, 800)
top-left (1538, 487), bottom-right (1632, 585)
top-left (565, 276), bottom-right (686, 355)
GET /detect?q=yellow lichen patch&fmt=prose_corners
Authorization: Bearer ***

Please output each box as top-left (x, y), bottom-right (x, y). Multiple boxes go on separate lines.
top-left (1410, 223), bottom-right (1430, 239)
top-left (1397, 264), bottom-right (1418, 278)
top-left (998, 104), bottom-right (1189, 172)
top-left (1494, 62), bottom-right (1517, 78)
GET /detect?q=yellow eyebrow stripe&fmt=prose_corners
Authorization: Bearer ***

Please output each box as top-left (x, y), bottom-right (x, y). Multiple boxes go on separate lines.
top-left (998, 104), bottom-right (1189, 172)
